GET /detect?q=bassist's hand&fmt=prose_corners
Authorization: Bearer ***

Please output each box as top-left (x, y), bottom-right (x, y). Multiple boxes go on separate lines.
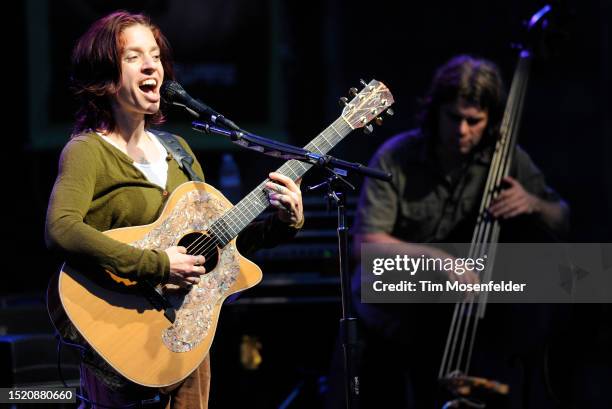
top-left (164, 246), bottom-right (206, 288)
top-left (489, 176), bottom-right (538, 219)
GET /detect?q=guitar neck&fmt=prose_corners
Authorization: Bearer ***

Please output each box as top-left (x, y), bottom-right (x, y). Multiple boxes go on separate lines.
top-left (210, 117), bottom-right (351, 245)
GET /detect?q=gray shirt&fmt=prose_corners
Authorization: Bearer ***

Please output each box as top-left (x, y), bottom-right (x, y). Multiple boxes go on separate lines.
top-left (354, 130), bottom-right (562, 243)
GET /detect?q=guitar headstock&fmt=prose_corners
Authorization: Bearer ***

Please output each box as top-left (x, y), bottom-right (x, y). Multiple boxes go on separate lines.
top-left (341, 79), bottom-right (394, 132)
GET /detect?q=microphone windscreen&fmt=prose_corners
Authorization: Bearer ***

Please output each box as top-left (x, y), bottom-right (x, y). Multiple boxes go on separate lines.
top-left (160, 80), bottom-right (186, 103)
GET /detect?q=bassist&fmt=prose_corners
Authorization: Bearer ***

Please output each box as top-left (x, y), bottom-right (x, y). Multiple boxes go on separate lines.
top-left (346, 55), bottom-right (568, 409)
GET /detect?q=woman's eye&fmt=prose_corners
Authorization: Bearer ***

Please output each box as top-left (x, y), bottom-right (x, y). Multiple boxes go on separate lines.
top-left (126, 55), bottom-right (138, 62)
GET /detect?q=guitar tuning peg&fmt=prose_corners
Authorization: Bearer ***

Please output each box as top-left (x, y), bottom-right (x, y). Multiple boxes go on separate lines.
top-left (338, 96), bottom-right (349, 107)
top-left (360, 79), bottom-right (368, 87)
top-left (375, 117), bottom-right (384, 126)
top-left (363, 124), bottom-right (374, 134)
top-left (386, 108), bottom-right (394, 116)
top-left (349, 87), bottom-right (359, 96)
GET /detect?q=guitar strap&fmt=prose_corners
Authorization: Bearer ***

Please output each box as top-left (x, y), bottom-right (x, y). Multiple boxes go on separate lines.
top-left (150, 129), bottom-right (203, 182)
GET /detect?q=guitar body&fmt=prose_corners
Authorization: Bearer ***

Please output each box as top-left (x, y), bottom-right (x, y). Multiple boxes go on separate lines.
top-left (47, 181), bottom-right (262, 387)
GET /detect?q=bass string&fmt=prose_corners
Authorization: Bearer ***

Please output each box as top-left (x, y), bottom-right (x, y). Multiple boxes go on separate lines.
top-left (439, 55), bottom-right (532, 378)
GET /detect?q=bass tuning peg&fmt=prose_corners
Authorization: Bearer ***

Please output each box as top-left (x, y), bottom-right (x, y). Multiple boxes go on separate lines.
top-left (363, 124), bottom-right (374, 134)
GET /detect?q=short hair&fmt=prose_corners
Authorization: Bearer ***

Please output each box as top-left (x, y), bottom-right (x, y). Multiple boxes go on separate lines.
top-left (420, 55), bottom-right (507, 145)
top-left (70, 11), bottom-right (174, 136)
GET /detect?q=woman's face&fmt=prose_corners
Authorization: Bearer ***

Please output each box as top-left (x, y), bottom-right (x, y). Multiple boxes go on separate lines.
top-left (112, 24), bottom-right (164, 118)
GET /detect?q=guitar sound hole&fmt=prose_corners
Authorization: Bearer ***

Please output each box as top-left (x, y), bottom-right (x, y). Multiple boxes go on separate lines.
top-left (178, 232), bottom-right (219, 273)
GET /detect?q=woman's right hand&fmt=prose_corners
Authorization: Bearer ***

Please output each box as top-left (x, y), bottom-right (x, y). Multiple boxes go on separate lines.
top-left (164, 246), bottom-right (206, 288)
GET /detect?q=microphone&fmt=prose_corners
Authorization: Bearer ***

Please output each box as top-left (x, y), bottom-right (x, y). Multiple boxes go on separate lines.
top-left (160, 80), bottom-right (241, 131)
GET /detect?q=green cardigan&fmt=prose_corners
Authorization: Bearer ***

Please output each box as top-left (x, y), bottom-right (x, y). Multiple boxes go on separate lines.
top-left (45, 131), bottom-right (299, 285)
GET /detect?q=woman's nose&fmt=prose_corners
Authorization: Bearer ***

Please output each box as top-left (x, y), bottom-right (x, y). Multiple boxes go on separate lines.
top-left (141, 55), bottom-right (156, 71)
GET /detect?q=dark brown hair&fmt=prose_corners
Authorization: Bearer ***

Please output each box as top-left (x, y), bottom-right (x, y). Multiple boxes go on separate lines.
top-left (70, 11), bottom-right (174, 136)
top-left (420, 55), bottom-right (506, 146)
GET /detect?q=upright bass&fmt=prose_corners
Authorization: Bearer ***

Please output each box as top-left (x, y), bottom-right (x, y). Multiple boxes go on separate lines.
top-left (437, 4), bottom-right (560, 407)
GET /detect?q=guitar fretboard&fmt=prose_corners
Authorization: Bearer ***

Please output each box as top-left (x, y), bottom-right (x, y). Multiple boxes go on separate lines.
top-left (208, 117), bottom-right (352, 246)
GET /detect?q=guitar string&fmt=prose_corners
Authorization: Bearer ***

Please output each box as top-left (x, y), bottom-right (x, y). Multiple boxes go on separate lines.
top-left (183, 122), bottom-right (341, 259)
top-left (185, 163), bottom-right (306, 258)
top-left (182, 132), bottom-right (325, 257)
top-left (181, 95), bottom-right (386, 262)
top-left (136, 88), bottom-right (383, 268)
top-left (181, 120), bottom-right (351, 262)
top-left (185, 126), bottom-right (340, 260)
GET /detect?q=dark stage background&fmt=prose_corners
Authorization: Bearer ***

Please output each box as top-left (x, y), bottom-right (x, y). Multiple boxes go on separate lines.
top-left (3, 0), bottom-right (611, 408)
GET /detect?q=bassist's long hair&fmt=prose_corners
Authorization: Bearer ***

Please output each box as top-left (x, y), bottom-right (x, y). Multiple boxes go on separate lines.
top-left (419, 55), bottom-right (507, 150)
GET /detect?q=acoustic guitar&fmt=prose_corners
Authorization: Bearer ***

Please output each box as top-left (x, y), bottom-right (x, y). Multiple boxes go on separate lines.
top-left (47, 80), bottom-right (394, 387)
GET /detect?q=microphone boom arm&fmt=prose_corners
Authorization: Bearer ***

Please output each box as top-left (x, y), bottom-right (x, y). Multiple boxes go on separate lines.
top-left (191, 121), bottom-right (391, 182)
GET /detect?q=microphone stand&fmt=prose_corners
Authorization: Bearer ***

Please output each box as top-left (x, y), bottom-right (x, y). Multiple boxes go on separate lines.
top-left (192, 120), bottom-right (391, 409)
top-left (308, 169), bottom-right (360, 409)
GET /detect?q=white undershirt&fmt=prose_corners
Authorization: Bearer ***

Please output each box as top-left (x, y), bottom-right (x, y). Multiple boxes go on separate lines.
top-left (98, 131), bottom-right (169, 189)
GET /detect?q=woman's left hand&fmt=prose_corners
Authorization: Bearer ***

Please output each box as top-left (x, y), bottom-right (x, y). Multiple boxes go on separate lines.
top-left (265, 172), bottom-right (304, 228)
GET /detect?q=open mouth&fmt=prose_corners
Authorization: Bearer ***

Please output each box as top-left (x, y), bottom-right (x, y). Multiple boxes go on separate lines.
top-left (139, 78), bottom-right (158, 94)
